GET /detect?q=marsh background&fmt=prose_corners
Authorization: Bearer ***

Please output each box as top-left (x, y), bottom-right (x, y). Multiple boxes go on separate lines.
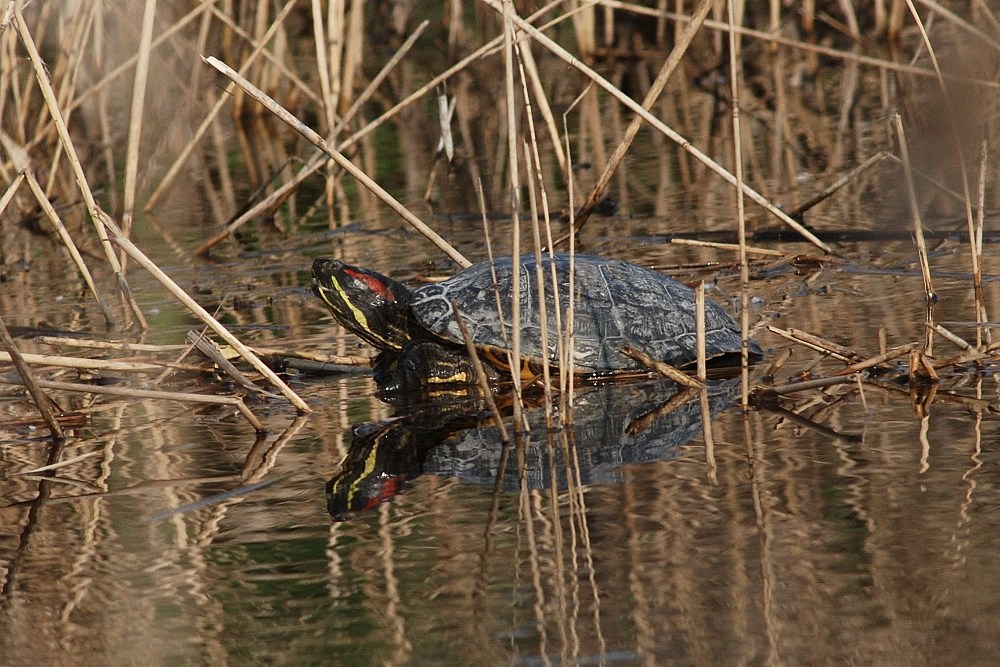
top-left (2, 1), bottom-right (1000, 664)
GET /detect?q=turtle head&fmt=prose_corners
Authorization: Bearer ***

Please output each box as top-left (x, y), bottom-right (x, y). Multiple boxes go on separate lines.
top-left (312, 259), bottom-right (413, 350)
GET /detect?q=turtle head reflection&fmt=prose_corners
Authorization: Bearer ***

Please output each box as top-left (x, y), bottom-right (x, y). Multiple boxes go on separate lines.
top-left (325, 379), bottom-right (741, 522)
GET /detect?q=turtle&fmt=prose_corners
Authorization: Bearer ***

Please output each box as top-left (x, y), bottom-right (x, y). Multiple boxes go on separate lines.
top-left (311, 254), bottom-right (760, 391)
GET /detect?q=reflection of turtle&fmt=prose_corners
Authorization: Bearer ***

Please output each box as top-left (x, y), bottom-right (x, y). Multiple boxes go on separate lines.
top-left (312, 254), bottom-right (760, 390)
top-left (326, 379), bottom-right (740, 520)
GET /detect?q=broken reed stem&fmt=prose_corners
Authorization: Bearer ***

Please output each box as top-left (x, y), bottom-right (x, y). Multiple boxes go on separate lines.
top-left (203, 55), bottom-right (470, 269)
top-left (560, 89), bottom-right (591, 408)
top-left (726, 0), bottom-right (751, 407)
top-left (927, 322), bottom-right (972, 351)
top-left (480, 0), bottom-right (832, 254)
top-left (572, 0), bottom-right (714, 231)
top-left (833, 343), bottom-right (916, 376)
top-left (670, 238), bottom-right (785, 257)
top-left (0, 377), bottom-right (265, 433)
top-left (187, 330), bottom-right (281, 397)
top-left (620, 346), bottom-right (703, 389)
top-left (99, 213), bottom-right (311, 413)
top-left (766, 325), bottom-right (859, 363)
top-left (892, 113), bottom-right (935, 353)
top-left (0, 350), bottom-right (178, 373)
top-left (0, 315), bottom-right (64, 440)
top-left (761, 374), bottom-right (861, 396)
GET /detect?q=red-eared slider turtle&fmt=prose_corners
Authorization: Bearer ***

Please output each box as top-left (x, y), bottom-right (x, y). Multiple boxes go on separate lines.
top-left (312, 254), bottom-right (760, 390)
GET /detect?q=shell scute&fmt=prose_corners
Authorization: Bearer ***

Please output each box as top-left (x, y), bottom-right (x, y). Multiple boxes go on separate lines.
top-left (409, 254), bottom-right (753, 372)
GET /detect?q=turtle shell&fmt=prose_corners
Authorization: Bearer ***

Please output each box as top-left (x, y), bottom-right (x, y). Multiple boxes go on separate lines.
top-left (408, 254), bottom-right (757, 372)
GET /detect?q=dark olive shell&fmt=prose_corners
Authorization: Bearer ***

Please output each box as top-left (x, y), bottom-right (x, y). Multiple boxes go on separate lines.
top-left (409, 254), bottom-right (757, 372)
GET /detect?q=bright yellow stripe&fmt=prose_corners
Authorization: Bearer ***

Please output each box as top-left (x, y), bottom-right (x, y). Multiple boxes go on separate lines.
top-left (327, 275), bottom-right (370, 332)
top-left (346, 438), bottom-right (383, 508)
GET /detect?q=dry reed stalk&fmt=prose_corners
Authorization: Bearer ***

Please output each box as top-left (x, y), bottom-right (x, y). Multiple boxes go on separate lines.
top-left (311, 0), bottom-right (338, 135)
top-left (205, 4), bottom-right (320, 106)
top-left (0, 350), bottom-right (177, 373)
top-left (99, 212), bottom-right (311, 413)
top-left (14, 6), bottom-right (147, 331)
top-left (0, 315), bottom-right (63, 440)
top-left (340, 0), bottom-right (365, 117)
top-left (23, 170), bottom-right (115, 324)
top-left (726, 0), bottom-right (751, 406)
top-left (0, 377), bottom-right (265, 433)
top-left (193, 20), bottom-right (430, 255)
top-left (974, 139), bottom-right (989, 345)
top-left (517, 43), bottom-right (566, 174)
top-left (892, 114), bottom-right (935, 352)
top-left (515, 41), bottom-right (560, 419)
top-left (196, 3), bottom-right (575, 251)
top-left (18, 451), bottom-right (101, 476)
top-left (695, 282), bottom-right (707, 382)
top-left (450, 300), bottom-right (510, 445)
top-left (697, 385), bottom-right (719, 484)
top-left (203, 56), bottom-right (471, 269)
top-left (903, 1), bottom-right (982, 357)
top-left (144, 0), bottom-right (300, 212)
top-left (481, 0), bottom-right (832, 254)
top-left (927, 323), bottom-right (973, 351)
top-left (0, 168), bottom-right (24, 221)
top-left (761, 374), bottom-right (861, 396)
top-left (785, 152), bottom-right (891, 218)
top-left (833, 343), bottom-right (916, 376)
top-left (501, 1), bottom-right (527, 428)
top-left (765, 326), bottom-right (859, 363)
top-left (570, 0), bottom-right (714, 233)
top-left (670, 238), bottom-right (785, 257)
top-left (603, 0), bottom-right (1000, 87)
top-left (620, 346), bottom-right (703, 389)
top-left (187, 331), bottom-right (280, 398)
top-left (522, 141), bottom-right (555, 418)
top-left (242, 346), bottom-right (371, 368)
top-left (34, 336), bottom-right (187, 352)
top-left (120, 0), bottom-right (157, 255)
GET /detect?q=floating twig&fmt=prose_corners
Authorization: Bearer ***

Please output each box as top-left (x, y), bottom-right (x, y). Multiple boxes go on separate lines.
top-left (0, 377), bottom-right (266, 433)
top-left (620, 346), bottom-right (703, 389)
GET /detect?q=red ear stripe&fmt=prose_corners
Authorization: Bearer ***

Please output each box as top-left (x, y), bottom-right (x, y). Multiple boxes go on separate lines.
top-left (344, 268), bottom-right (394, 300)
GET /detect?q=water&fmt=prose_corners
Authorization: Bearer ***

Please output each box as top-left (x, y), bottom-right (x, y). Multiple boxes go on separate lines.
top-left (3, 224), bottom-right (1000, 665)
top-left (4, 3), bottom-right (1000, 663)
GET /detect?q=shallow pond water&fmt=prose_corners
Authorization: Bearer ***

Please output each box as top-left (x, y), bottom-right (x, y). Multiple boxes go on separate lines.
top-left (3, 220), bottom-right (1000, 666)
top-left (4, 2), bottom-right (1000, 663)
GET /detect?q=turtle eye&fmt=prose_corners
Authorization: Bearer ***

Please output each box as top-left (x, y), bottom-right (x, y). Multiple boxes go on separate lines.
top-left (344, 268), bottom-right (394, 301)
